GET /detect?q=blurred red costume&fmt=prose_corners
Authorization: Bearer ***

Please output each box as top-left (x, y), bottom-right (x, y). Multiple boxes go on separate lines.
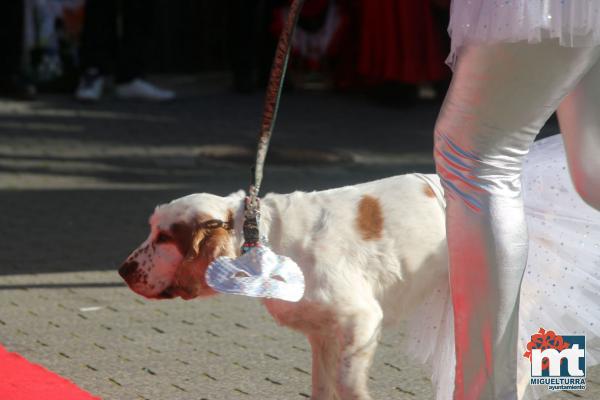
top-left (357, 0), bottom-right (449, 84)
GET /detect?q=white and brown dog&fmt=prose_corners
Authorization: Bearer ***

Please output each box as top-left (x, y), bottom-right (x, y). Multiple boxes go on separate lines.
top-left (119, 174), bottom-right (449, 400)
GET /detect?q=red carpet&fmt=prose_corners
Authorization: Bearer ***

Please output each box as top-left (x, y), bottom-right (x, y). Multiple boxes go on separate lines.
top-left (0, 344), bottom-right (100, 400)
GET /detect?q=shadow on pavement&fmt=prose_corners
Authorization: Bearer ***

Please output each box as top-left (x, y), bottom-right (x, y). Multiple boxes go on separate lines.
top-left (0, 282), bottom-right (125, 290)
top-left (0, 77), bottom-right (561, 277)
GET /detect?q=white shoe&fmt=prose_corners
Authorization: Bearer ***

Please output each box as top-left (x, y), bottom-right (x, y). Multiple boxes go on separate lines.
top-left (75, 69), bottom-right (104, 101)
top-left (115, 79), bottom-right (175, 101)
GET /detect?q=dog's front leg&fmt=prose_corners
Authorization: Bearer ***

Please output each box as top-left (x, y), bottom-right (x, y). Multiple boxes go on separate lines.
top-left (309, 333), bottom-right (341, 400)
top-left (336, 305), bottom-right (383, 400)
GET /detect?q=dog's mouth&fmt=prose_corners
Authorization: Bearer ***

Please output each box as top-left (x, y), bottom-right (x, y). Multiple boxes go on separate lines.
top-left (156, 287), bottom-right (177, 299)
top-left (156, 286), bottom-right (196, 300)
top-left (155, 288), bottom-right (175, 300)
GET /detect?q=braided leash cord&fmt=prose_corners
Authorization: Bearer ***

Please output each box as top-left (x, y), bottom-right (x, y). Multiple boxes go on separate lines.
top-left (242, 0), bottom-right (305, 251)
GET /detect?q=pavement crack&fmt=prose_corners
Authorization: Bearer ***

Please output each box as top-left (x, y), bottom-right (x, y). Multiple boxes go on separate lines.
top-left (395, 386), bottom-right (416, 396)
top-left (93, 342), bottom-right (106, 350)
top-left (233, 362), bottom-right (250, 370)
top-left (151, 326), bottom-right (165, 334)
top-left (384, 362), bottom-right (402, 372)
top-left (142, 367), bottom-right (156, 376)
top-left (171, 384), bottom-right (186, 392)
top-left (293, 367), bottom-right (310, 375)
top-left (265, 377), bottom-right (282, 385)
top-left (202, 373), bottom-right (217, 381)
top-left (108, 377), bottom-right (122, 387)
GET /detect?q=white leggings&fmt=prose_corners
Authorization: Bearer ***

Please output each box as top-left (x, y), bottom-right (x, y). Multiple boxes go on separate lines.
top-left (434, 40), bottom-right (600, 400)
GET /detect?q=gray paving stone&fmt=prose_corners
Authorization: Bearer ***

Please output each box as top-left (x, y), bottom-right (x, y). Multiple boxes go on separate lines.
top-left (0, 271), bottom-right (434, 399)
top-left (1, 271), bottom-right (597, 399)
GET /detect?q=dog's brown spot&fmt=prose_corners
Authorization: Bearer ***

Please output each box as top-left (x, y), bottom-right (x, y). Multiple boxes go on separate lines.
top-left (170, 222), bottom-right (195, 256)
top-left (173, 228), bottom-right (233, 299)
top-left (423, 183), bottom-right (436, 198)
top-left (226, 209), bottom-right (234, 230)
top-left (356, 195), bottom-right (383, 241)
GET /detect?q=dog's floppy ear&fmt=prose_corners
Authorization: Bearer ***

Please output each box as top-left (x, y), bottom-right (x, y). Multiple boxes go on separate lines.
top-left (198, 228), bottom-right (234, 261)
top-left (172, 224), bottom-right (234, 299)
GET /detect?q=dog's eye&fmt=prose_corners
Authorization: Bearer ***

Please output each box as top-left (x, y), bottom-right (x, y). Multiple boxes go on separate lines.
top-left (155, 232), bottom-right (173, 244)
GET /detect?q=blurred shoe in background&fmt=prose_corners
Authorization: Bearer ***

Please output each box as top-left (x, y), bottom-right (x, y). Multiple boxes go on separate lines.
top-left (115, 79), bottom-right (175, 101)
top-left (75, 68), bottom-right (104, 101)
top-left (77, 0), bottom-right (174, 103)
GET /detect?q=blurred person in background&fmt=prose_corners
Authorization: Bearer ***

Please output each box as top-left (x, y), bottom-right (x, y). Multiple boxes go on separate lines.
top-left (271, 0), bottom-right (342, 90)
top-left (75, 0), bottom-right (174, 101)
top-left (229, 0), bottom-right (268, 94)
top-left (266, 0), bottom-right (359, 91)
top-left (229, 0), bottom-right (341, 93)
top-left (357, 0), bottom-right (450, 105)
top-left (0, 0), bottom-right (36, 99)
top-left (260, 0), bottom-right (450, 99)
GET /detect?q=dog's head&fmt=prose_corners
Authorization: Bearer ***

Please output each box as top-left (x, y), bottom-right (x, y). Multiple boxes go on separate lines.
top-left (118, 191), bottom-right (244, 300)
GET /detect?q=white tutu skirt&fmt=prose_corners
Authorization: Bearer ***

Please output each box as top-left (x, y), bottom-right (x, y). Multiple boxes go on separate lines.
top-left (447, 0), bottom-right (600, 66)
top-left (404, 134), bottom-right (600, 400)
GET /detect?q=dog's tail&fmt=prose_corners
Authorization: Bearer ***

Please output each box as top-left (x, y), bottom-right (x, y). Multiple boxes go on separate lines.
top-left (403, 278), bottom-right (455, 400)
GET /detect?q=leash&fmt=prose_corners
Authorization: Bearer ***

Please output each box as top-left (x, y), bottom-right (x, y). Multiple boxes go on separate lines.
top-left (242, 0), bottom-right (305, 252)
top-left (204, 0), bottom-right (306, 303)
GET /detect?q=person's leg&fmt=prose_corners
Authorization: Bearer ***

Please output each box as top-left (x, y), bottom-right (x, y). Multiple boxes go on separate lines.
top-left (0, 0), bottom-right (35, 99)
top-left (116, 0), bottom-right (149, 83)
top-left (229, 0), bottom-right (262, 93)
top-left (434, 41), bottom-right (600, 399)
top-left (558, 59), bottom-right (600, 210)
top-left (112, 0), bottom-right (174, 101)
top-left (0, 0), bottom-right (24, 77)
top-left (76, 0), bottom-right (117, 101)
top-left (79, 0), bottom-right (118, 75)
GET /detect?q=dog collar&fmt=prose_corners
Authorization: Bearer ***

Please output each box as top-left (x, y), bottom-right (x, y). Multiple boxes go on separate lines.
top-left (199, 219), bottom-right (233, 231)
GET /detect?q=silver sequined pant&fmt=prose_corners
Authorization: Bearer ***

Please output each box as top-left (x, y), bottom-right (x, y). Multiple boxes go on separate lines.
top-left (434, 40), bottom-right (600, 400)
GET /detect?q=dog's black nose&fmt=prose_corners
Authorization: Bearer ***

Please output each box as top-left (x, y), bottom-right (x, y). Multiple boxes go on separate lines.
top-left (119, 260), bottom-right (138, 280)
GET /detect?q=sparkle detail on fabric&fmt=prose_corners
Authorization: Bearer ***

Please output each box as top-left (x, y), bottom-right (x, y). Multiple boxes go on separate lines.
top-left (405, 135), bottom-right (600, 400)
top-left (447, 0), bottom-right (600, 67)
top-left (205, 245), bottom-right (305, 302)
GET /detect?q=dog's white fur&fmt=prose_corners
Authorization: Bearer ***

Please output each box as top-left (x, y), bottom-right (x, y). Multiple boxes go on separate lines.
top-left (120, 174), bottom-right (448, 400)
